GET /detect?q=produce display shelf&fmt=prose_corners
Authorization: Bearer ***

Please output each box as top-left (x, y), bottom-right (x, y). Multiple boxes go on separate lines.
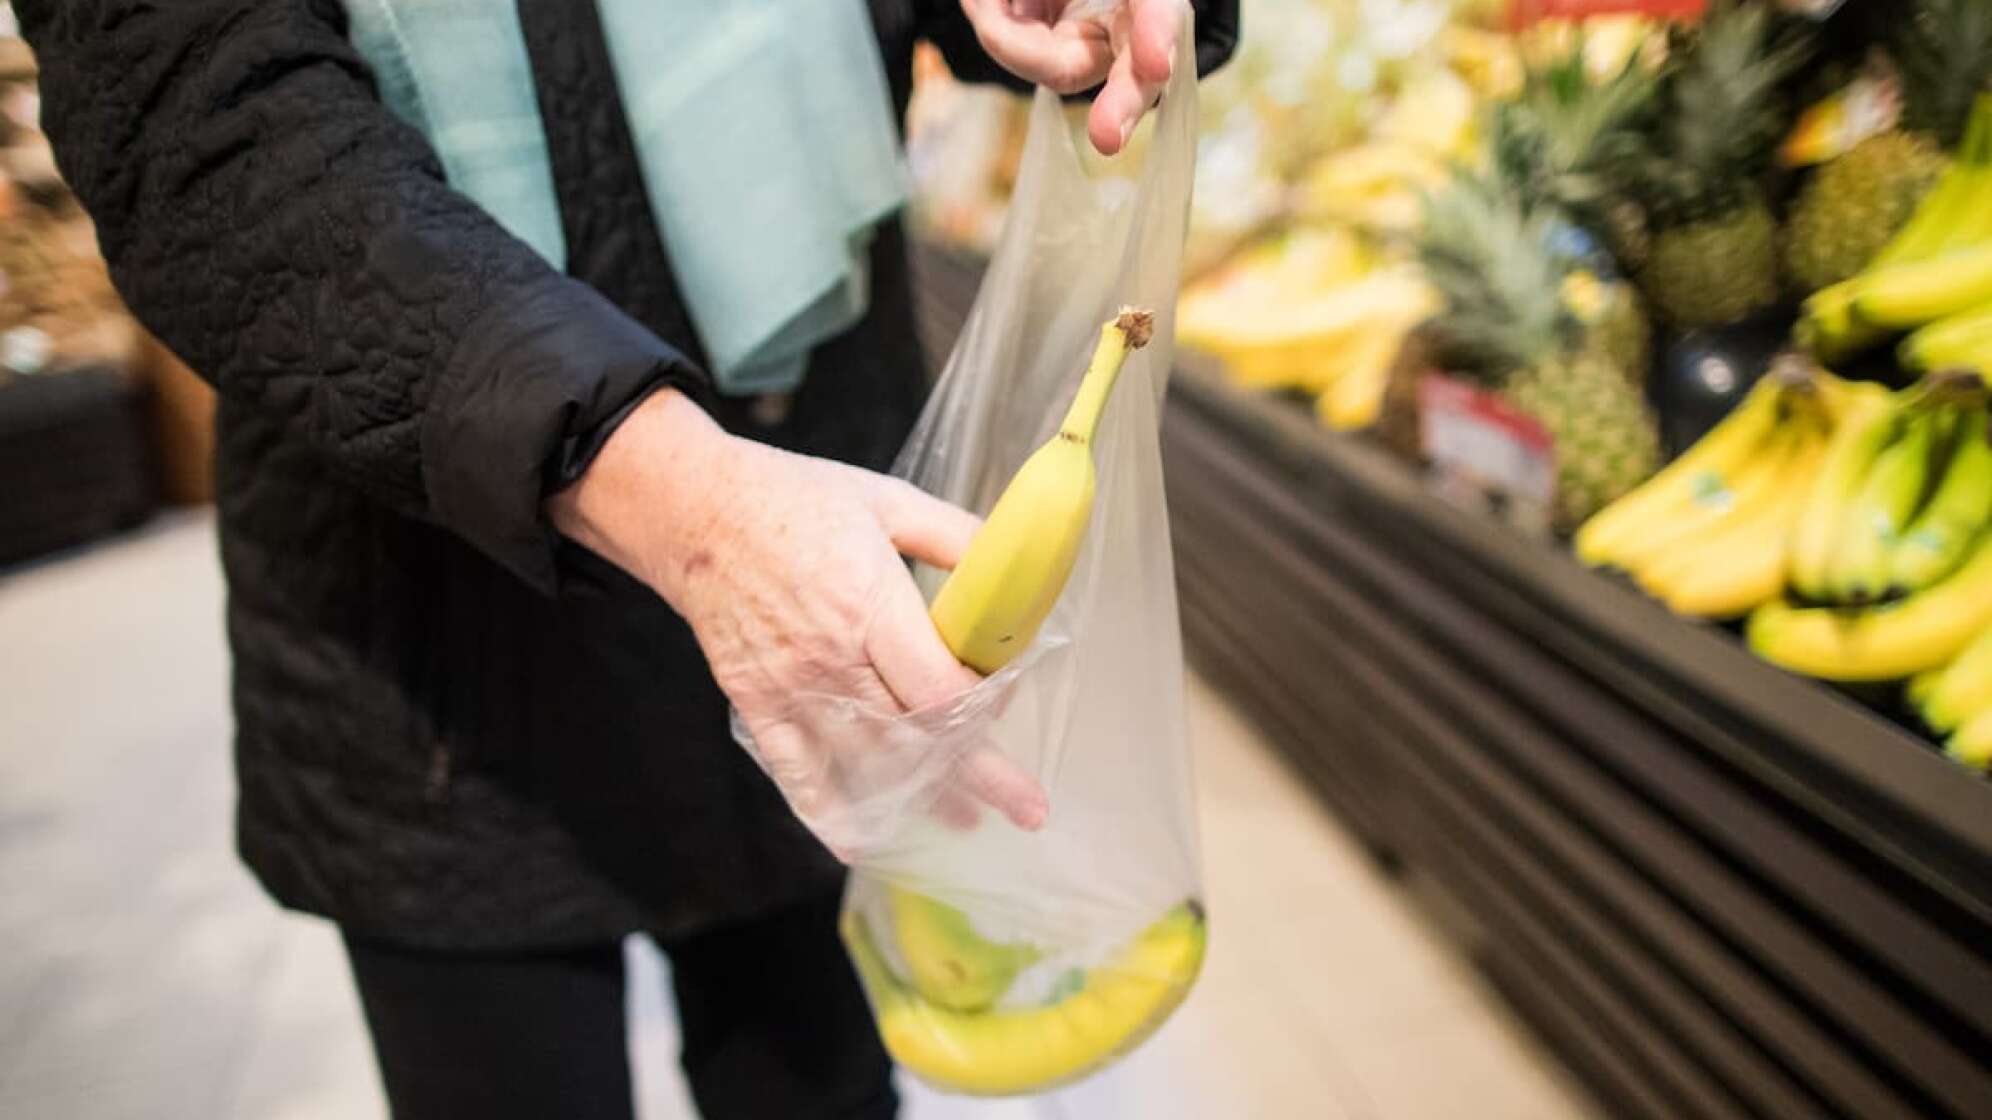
top-left (1163, 357), bottom-right (1992, 1120)
top-left (909, 242), bottom-right (1992, 1118)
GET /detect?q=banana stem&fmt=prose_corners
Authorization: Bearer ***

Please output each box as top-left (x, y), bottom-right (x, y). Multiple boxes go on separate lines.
top-left (1059, 307), bottom-right (1155, 445)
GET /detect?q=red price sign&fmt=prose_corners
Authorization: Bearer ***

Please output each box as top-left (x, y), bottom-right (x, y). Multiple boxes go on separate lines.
top-left (1509, 0), bottom-right (1706, 26)
top-left (1419, 374), bottom-right (1559, 537)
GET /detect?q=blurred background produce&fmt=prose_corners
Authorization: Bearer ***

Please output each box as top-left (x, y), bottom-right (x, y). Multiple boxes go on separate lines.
top-left (904, 0), bottom-right (1992, 775)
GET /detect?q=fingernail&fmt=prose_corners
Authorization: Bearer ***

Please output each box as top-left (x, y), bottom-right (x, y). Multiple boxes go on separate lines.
top-left (1118, 118), bottom-right (1134, 151)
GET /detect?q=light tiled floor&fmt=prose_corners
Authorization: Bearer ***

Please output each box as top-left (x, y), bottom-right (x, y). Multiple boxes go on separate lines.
top-left (0, 513), bottom-right (1595, 1120)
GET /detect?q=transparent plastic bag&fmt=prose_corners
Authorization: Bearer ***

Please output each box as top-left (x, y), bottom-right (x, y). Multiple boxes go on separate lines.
top-left (731, 4), bottom-right (1203, 1098)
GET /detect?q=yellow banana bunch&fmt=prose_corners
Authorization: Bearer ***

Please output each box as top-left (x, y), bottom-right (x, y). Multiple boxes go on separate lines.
top-left (843, 902), bottom-right (1207, 1095)
top-left (1799, 94), bottom-right (1992, 360)
top-left (1747, 534), bottom-right (1992, 681)
top-left (1576, 363), bottom-right (1847, 620)
top-left (930, 309), bottom-right (1150, 674)
top-left (1176, 234), bottom-right (1434, 400)
top-left (1632, 426), bottom-right (1829, 619)
top-left (1575, 372), bottom-right (1788, 569)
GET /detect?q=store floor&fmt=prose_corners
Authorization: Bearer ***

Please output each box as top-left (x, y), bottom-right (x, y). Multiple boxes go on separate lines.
top-left (1, 513), bottom-right (1595, 1120)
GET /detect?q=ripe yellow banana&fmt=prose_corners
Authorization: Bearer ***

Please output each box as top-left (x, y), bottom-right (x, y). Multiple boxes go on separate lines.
top-left (1574, 374), bottom-right (1787, 569)
top-left (1922, 625), bottom-right (1992, 734)
top-left (1901, 303), bottom-right (1992, 372)
top-left (1747, 535), bottom-right (1992, 681)
top-left (1887, 410), bottom-right (1992, 595)
top-left (1315, 321), bottom-right (1409, 431)
top-left (930, 309), bottom-right (1152, 675)
top-left (1951, 708), bottom-right (1992, 771)
top-left (1634, 425), bottom-right (1827, 619)
top-left (1851, 243), bottom-right (1992, 332)
top-left (889, 887), bottom-right (1040, 1013)
top-left (843, 902), bottom-right (1207, 1096)
top-left (1789, 383), bottom-right (1897, 601)
top-left (1828, 408), bottom-right (1940, 604)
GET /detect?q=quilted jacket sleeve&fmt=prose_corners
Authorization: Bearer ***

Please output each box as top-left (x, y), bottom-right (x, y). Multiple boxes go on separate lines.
top-left (16, 0), bottom-right (705, 595)
top-left (918, 0), bottom-right (1241, 92)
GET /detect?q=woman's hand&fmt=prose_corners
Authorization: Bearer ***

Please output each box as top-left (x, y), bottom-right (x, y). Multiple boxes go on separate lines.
top-left (549, 389), bottom-right (1050, 848)
top-left (961, 0), bottom-right (1181, 156)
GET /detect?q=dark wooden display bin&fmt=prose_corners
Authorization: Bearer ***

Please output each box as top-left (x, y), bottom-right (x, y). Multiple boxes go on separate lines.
top-left (910, 241), bottom-right (1992, 1118)
top-left (1163, 359), bottom-right (1992, 1120)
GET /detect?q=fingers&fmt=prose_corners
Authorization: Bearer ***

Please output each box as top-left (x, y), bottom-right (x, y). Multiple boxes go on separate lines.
top-left (1088, 0), bottom-right (1178, 155)
top-left (1127, 0), bottom-right (1181, 86)
top-left (868, 476), bottom-right (982, 571)
top-left (957, 746), bottom-right (1050, 831)
top-left (963, 0), bottom-right (1113, 94)
top-left (867, 569), bottom-right (983, 711)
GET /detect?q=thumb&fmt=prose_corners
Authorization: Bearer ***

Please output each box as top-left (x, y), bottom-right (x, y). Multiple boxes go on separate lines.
top-left (867, 476), bottom-right (983, 571)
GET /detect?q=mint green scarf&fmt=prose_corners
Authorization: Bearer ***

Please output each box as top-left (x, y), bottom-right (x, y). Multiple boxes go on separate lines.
top-left (343, 0), bottom-right (909, 395)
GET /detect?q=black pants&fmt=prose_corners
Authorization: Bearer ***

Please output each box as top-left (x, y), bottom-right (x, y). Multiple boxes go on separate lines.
top-left (341, 892), bottom-right (896, 1120)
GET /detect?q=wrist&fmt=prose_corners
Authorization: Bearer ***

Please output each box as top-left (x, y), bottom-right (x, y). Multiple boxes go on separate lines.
top-left (547, 387), bottom-right (731, 588)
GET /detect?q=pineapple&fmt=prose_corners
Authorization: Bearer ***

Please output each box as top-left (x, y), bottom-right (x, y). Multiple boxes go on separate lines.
top-left (1618, 2), bottom-right (1813, 327)
top-left (1401, 174), bottom-right (1661, 530)
top-left (1488, 33), bottom-right (1658, 263)
top-left (1783, 0), bottom-right (1991, 292)
top-left (1783, 131), bottom-right (1947, 293)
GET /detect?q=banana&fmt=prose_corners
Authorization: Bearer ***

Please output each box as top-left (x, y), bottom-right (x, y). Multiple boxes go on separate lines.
top-left (1789, 383), bottom-right (1898, 601)
top-left (1901, 303), bottom-right (1992, 371)
top-left (889, 887), bottom-right (1040, 1013)
top-left (1951, 708), bottom-right (1992, 771)
top-left (1635, 424), bottom-right (1827, 619)
top-left (1826, 407), bottom-right (1938, 605)
top-left (1923, 625), bottom-right (1992, 734)
top-left (1574, 374), bottom-right (1787, 569)
top-left (1316, 314), bottom-right (1416, 431)
top-left (1747, 535), bottom-right (1992, 681)
top-left (1798, 280), bottom-right (1886, 360)
top-left (843, 902), bottom-right (1207, 1095)
top-left (1610, 424), bottom-right (1807, 576)
top-left (1908, 666), bottom-right (1946, 713)
top-left (1886, 410), bottom-right (1992, 595)
top-left (930, 310), bottom-right (1151, 674)
top-left (1867, 164), bottom-right (1986, 272)
top-left (1850, 242), bottom-right (1992, 332)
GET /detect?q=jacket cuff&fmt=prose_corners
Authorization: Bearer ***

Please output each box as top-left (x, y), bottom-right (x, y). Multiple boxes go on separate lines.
top-left (423, 278), bottom-right (708, 595)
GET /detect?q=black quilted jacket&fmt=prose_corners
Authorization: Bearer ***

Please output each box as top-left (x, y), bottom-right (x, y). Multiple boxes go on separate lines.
top-left (19, 0), bottom-right (1238, 950)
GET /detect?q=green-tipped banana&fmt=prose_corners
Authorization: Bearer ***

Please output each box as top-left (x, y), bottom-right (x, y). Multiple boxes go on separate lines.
top-left (1828, 408), bottom-right (1939, 605)
top-left (1749, 536), bottom-right (1992, 681)
top-left (1789, 384), bottom-right (1897, 602)
top-left (843, 902), bottom-right (1206, 1096)
top-left (1924, 626), bottom-right (1992, 734)
top-left (929, 309), bottom-right (1154, 674)
top-left (1887, 410), bottom-right (1992, 595)
top-left (888, 887), bottom-right (1040, 1013)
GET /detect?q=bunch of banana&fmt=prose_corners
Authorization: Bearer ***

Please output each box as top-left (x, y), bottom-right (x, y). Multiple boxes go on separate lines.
top-left (1747, 376), bottom-right (1992, 682)
top-left (1910, 627), bottom-right (1992, 770)
top-left (1176, 228), bottom-right (1437, 430)
top-left (1800, 95), bottom-right (1992, 360)
top-left (1574, 362), bottom-right (1861, 619)
top-left (844, 898), bottom-right (1207, 1095)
